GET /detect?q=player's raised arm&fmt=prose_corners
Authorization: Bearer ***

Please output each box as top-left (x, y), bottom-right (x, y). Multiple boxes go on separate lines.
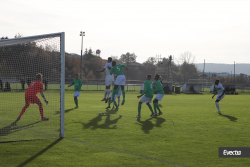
top-left (123, 65), bottom-right (128, 71)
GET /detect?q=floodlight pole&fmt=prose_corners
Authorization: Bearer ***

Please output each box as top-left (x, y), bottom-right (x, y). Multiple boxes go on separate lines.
top-left (80, 32), bottom-right (85, 79)
top-left (127, 54), bottom-right (129, 91)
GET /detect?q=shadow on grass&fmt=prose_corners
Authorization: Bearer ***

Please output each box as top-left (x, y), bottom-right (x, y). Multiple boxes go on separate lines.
top-left (55, 108), bottom-right (75, 114)
top-left (219, 114), bottom-right (238, 122)
top-left (136, 118), bottom-right (154, 134)
top-left (82, 112), bottom-right (122, 130)
top-left (0, 121), bottom-right (41, 137)
top-left (17, 138), bottom-right (62, 167)
top-left (158, 104), bottom-right (163, 108)
top-left (154, 117), bottom-right (166, 127)
top-left (105, 108), bottom-right (119, 115)
top-left (136, 116), bottom-right (166, 134)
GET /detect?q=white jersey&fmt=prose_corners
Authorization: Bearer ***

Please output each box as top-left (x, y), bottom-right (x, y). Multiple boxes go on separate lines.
top-left (104, 62), bottom-right (113, 76)
top-left (215, 84), bottom-right (224, 96)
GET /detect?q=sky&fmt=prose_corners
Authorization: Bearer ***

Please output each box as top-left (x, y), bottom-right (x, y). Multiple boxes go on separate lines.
top-left (1, 0), bottom-right (250, 64)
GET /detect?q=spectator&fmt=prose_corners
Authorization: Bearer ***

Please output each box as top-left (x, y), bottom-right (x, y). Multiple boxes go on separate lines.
top-left (4, 82), bottom-right (11, 92)
top-left (27, 78), bottom-right (31, 87)
top-left (43, 78), bottom-right (48, 91)
top-left (21, 78), bottom-right (25, 91)
top-left (0, 78), bottom-right (3, 90)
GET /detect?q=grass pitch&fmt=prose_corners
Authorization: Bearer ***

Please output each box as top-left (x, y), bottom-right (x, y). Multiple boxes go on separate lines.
top-left (0, 91), bottom-right (249, 167)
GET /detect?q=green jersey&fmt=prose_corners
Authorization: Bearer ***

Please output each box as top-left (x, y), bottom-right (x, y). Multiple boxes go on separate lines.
top-left (69, 78), bottom-right (82, 92)
top-left (141, 80), bottom-right (154, 98)
top-left (155, 80), bottom-right (164, 94)
top-left (110, 64), bottom-right (128, 76)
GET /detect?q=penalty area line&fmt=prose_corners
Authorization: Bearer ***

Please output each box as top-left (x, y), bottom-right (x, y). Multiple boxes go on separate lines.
top-left (64, 137), bottom-right (189, 167)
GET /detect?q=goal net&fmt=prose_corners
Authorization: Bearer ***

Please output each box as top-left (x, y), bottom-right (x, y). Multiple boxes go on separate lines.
top-left (0, 32), bottom-right (65, 142)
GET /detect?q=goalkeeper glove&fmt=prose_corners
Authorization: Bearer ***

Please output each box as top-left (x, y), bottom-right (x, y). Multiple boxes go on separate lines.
top-left (44, 99), bottom-right (49, 105)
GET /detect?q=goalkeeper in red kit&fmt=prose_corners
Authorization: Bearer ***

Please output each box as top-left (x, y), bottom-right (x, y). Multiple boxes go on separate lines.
top-left (16, 73), bottom-right (49, 122)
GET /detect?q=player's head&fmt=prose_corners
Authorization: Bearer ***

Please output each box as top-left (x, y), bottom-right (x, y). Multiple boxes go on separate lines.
top-left (147, 74), bottom-right (151, 80)
top-left (108, 57), bottom-right (112, 62)
top-left (36, 73), bottom-right (43, 81)
top-left (75, 73), bottom-right (79, 79)
top-left (215, 79), bottom-right (219, 85)
top-left (112, 61), bottom-right (116, 67)
top-left (154, 74), bottom-right (160, 81)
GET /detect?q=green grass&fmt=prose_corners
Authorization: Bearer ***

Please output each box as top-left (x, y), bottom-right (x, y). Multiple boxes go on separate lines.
top-left (1, 91), bottom-right (250, 167)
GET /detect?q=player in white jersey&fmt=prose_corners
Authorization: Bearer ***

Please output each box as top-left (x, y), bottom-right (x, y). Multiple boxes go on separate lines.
top-left (96, 57), bottom-right (114, 102)
top-left (212, 79), bottom-right (225, 114)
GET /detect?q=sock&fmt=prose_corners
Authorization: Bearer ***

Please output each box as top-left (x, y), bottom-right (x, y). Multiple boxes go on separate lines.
top-left (147, 104), bottom-right (154, 114)
top-left (122, 90), bottom-right (125, 100)
top-left (215, 102), bottom-right (220, 112)
top-left (138, 103), bottom-right (142, 116)
top-left (106, 89), bottom-right (110, 98)
top-left (114, 101), bottom-right (118, 108)
top-left (156, 104), bottom-right (161, 112)
top-left (74, 98), bottom-right (78, 107)
top-left (104, 89), bottom-right (107, 98)
top-left (39, 105), bottom-right (44, 119)
top-left (153, 103), bottom-right (157, 113)
top-left (19, 105), bottom-right (28, 118)
top-left (118, 98), bottom-right (120, 105)
top-left (112, 89), bottom-right (117, 100)
top-left (108, 98), bottom-right (111, 107)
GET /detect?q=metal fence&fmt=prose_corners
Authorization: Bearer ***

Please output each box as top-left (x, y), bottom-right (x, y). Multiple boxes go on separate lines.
top-left (1, 78), bottom-right (250, 93)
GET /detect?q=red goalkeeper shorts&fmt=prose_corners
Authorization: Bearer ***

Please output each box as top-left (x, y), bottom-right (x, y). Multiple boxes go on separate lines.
top-left (25, 95), bottom-right (41, 105)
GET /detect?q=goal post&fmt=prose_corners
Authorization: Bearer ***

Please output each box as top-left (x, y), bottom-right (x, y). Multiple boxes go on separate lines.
top-left (60, 32), bottom-right (65, 138)
top-left (0, 32), bottom-right (65, 142)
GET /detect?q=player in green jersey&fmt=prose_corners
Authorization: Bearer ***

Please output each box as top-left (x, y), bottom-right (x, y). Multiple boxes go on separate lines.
top-left (106, 75), bottom-right (120, 109)
top-left (153, 74), bottom-right (164, 115)
top-left (68, 73), bottom-right (82, 108)
top-left (135, 74), bottom-right (155, 118)
top-left (109, 61), bottom-right (128, 105)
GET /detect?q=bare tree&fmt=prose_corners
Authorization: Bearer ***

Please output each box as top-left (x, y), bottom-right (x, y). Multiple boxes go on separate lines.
top-left (14, 33), bottom-right (23, 38)
top-left (178, 51), bottom-right (195, 64)
top-left (144, 57), bottom-right (156, 65)
top-left (119, 52), bottom-right (137, 64)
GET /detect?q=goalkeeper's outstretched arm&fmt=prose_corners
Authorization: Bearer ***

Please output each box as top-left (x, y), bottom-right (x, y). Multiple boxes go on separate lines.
top-left (41, 92), bottom-right (48, 104)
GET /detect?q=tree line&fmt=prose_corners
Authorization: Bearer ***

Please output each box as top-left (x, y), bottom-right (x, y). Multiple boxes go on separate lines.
top-left (65, 50), bottom-right (201, 82)
top-left (0, 34), bottom-right (202, 83)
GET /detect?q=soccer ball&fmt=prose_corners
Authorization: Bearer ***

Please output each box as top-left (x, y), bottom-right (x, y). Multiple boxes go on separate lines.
top-left (96, 49), bottom-right (101, 54)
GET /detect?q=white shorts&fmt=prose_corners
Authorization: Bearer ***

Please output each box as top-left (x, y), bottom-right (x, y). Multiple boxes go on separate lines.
top-left (109, 94), bottom-right (120, 99)
top-left (105, 75), bottom-right (114, 86)
top-left (140, 96), bottom-right (152, 104)
top-left (115, 75), bottom-right (126, 86)
top-left (74, 91), bottom-right (80, 97)
top-left (216, 94), bottom-right (225, 101)
top-left (155, 94), bottom-right (164, 101)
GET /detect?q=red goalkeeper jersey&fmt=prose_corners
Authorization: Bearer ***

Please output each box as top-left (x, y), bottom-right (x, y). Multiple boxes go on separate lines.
top-left (26, 81), bottom-right (43, 96)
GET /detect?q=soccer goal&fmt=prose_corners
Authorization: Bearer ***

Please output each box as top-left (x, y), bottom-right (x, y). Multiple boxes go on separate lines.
top-left (0, 32), bottom-right (65, 142)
